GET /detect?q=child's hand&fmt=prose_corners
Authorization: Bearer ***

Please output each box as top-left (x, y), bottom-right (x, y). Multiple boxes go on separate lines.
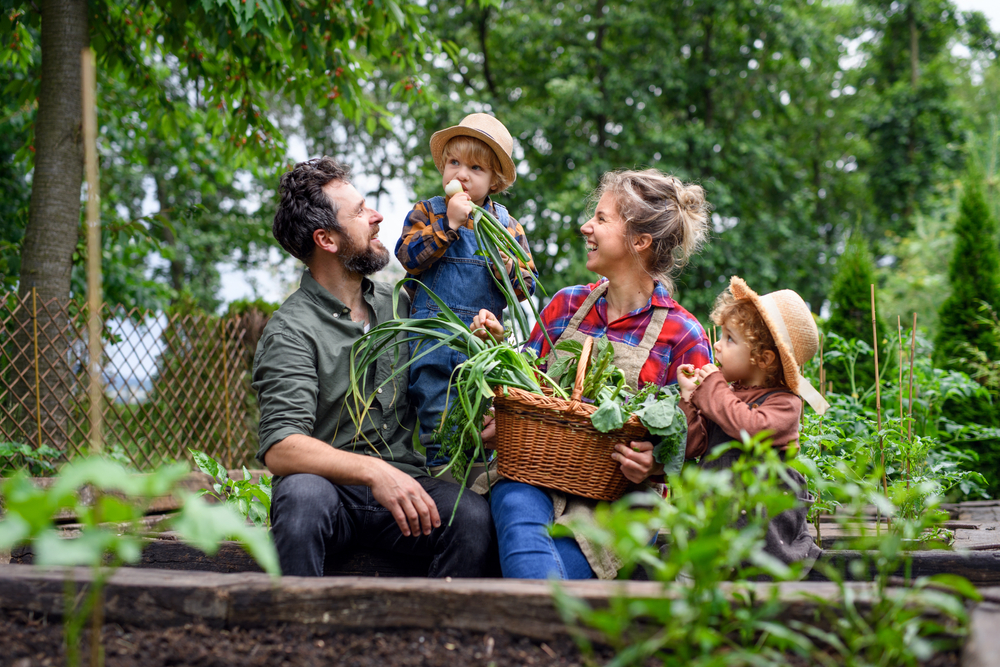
top-left (696, 364), bottom-right (719, 381)
top-left (471, 308), bottom-right (504, 342)
top-left (446, 191), bottom-right (472, 231)
top-left (676, 364), bottom-right (698, 402)
top-left (499, 252), bottom-right (514, 274)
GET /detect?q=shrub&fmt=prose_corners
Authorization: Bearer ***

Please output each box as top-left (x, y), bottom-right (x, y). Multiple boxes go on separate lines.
top-left (825, 233), bottom-right (884, 394)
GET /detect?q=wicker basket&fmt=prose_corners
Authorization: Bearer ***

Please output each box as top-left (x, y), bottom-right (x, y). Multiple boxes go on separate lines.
top-left (492, 336), bottom-right (648, 501)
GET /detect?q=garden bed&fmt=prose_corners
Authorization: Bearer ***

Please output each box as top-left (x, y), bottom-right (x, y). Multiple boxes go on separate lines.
top-left (0, 564), bottom-right (988, 666)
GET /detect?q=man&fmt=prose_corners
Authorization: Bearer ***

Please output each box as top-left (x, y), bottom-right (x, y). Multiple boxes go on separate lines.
top-left (254, 156), bottom-right (496, 577)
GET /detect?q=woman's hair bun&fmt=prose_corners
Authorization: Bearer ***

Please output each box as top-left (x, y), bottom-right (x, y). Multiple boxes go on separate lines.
top-left (595, 169), bottom-right (711, 293)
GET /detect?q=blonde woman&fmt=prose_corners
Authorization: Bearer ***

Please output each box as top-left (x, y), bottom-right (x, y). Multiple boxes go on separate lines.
top-left (476, 168), bottom-right (713, 579)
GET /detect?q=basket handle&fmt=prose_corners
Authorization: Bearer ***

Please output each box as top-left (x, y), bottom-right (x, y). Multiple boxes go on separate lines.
top-left (570, 336), bottom-right (595, 403)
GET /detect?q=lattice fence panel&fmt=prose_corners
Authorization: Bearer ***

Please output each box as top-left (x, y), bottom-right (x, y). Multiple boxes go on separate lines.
top-left (0, 293), bottom-right (264, 472)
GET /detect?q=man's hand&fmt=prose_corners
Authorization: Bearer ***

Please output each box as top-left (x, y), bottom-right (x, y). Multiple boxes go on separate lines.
top-left (472, 308), bottom-right (504, 342)
top-left (677, 364), bottom-right (698, 402)
top-left (611, 440), bottom-right (663, 484)
top-left (264, 435), bottom-right (441, 538)
top-left (368, 461), bottom-right (442, 537)
top-left (446, 192), bottom-right (472, 231)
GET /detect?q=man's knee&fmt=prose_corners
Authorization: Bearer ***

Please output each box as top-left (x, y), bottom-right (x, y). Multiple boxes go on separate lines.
top-left (271, 473), bottom-right (341, 538)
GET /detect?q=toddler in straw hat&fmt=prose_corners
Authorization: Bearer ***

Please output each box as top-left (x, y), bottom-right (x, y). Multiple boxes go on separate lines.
top-left (395, 113), bottom-right (537, 467)
top-left (676, 276), bottom-right (829, 564)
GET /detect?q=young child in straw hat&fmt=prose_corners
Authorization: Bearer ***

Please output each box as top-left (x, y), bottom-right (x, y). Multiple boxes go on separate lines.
top-left (676, 276), bottom-right (829, 564)
top-left (395, 113), bottom-right (537, 467)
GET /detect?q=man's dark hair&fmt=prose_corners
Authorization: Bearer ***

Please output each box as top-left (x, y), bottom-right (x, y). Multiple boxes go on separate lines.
top-left (272, 157), bottom-right (352, 261)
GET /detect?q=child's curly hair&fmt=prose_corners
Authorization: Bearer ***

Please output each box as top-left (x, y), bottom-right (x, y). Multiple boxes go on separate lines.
top-left (710, 291), bottom-right (786, 388)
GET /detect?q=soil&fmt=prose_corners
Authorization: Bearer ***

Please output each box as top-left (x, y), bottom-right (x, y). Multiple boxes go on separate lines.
top-left (1, 610), bottom-right (614, 667)
top-left (1, 609), bottom-right (965, 667)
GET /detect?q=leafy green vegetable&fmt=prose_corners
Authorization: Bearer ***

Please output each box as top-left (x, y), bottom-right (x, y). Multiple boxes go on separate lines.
top-left (189, 449), bottom-right (273, 528)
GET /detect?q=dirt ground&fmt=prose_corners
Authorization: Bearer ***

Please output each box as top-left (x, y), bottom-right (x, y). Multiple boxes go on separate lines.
top-left (1, 609), bottom-right (965, 667)
top-left (1, 609), bottom-right (614, 667)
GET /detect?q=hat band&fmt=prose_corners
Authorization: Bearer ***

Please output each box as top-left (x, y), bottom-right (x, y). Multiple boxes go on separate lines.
top-left (758, 294), bottom-right (829, 415)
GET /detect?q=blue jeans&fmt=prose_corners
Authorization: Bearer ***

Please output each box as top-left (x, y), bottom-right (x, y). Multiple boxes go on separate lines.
top-left (489, 479), bottom-right (595, 580)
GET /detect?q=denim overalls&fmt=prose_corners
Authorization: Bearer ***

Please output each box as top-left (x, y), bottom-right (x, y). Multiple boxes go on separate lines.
top-left (407, 196), bottom-right (514, 465)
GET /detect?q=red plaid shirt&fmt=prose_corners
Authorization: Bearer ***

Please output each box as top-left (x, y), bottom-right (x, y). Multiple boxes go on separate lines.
top-left (526, 279), bottom-right (712, 388)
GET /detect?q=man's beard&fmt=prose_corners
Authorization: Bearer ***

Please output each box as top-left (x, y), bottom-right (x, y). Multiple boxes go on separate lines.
top-left (341, 229), bottom-right (390, 276)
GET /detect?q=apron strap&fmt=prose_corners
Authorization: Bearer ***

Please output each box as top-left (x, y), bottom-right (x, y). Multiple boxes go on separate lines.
top-left (561, 281), bottom-right (610, 338)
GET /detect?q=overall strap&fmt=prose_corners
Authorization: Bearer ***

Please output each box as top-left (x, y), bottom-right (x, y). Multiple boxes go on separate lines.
top-left (749, 389), bottom-right (795, 409)
top-left (561, 281), bottom-right (610, 339)
top-left (492, 201), bottom-right (511, 229)
top-left (429, 195), bottom-right (448, 216)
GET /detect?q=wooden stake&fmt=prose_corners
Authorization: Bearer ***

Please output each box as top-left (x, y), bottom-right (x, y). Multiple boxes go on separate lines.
top-left (898, 316), bottom-right (904, 421)
top-left (907, 313), bottom-right (917, 442)
top-left (83, 48), bottom-right (103, 456)
top-left (872, 285), bottom-right (888, 528)
top-left (871, 285), bottom-right (881, 432)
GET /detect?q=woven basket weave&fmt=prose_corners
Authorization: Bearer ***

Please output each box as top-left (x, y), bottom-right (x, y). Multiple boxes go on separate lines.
top-left (493, 336), bottom-right (648, 501)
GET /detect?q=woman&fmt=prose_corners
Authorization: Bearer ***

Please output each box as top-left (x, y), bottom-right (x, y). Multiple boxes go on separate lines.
top-left (475, 168), bottom-right (713, 580)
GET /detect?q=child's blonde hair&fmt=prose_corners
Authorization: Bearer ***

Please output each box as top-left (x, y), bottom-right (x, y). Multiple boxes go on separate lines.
top-left (592, 169), bottom-right (710, 294)
top-left (442, 136), bottom-right (512, 194)
top-left (711, 291), bottom-right (785, 388)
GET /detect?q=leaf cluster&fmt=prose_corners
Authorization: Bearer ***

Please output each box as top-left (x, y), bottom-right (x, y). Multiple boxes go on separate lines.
top-left (189, 448), bottom-right (272, 528)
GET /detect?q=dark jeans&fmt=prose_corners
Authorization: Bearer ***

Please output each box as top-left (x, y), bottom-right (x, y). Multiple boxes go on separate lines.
top-left (270, 473), bottom-right (499, 577)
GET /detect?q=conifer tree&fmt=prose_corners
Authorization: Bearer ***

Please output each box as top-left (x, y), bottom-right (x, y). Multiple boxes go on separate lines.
top-left (825, 233), bottom-right (885, 394)
top-left (934, 176), bottom-right (1000, 368)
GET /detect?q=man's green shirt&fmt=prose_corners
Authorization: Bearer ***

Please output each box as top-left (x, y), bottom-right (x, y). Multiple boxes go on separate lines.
top-left (253, 269), bottom-right (427, 479)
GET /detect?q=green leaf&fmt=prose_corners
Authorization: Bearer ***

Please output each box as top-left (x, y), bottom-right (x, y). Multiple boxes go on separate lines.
top-left (923, 574), bottom-right (983, 601)
top-left (591, 400), bottom-right (626, 433)
top-left (170, 493), bottom-right (280, 576)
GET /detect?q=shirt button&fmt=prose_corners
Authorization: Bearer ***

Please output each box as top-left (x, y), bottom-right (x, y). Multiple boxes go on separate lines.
top-left (377, 388), bottom-right (383, 394)
top-left (382, 424), bottom-right (389, 430)
top-left (333, 313), bottom-right (339, 319)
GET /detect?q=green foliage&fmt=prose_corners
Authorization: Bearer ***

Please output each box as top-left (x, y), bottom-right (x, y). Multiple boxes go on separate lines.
top-left (957, 302), bottom-right (1000, 393)
top-left (0, 455), bottom-right (279, 665)
top-left (0, 441), bottom-right (59, 476)
top-left (189, 448), bottom-right (272, 528)
top-left (826, 235), bottom-right (884, 393)
top-left (557, 432), bottom-right (979, 666)
top-left (934, 173), bottom-right (1000, 368)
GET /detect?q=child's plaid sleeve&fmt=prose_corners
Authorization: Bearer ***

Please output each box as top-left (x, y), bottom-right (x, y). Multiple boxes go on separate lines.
top-left (395, 201), bottom-right (456, 274)
top-left (489, 214), bottom-right (537, 301)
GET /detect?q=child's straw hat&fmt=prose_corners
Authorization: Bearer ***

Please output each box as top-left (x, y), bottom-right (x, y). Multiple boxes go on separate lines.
top-left (429, 113), bottom-right (517, 186)
top-left (729, 276), bottom-right (830, 415)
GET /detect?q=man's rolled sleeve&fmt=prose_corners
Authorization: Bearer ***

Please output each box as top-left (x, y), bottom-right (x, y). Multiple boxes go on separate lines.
top-left (253, 328), bottom-right (319, 465)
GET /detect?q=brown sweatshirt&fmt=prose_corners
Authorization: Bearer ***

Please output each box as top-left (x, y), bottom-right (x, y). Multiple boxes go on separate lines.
top-left (679, 371), bottom-right (802, 459)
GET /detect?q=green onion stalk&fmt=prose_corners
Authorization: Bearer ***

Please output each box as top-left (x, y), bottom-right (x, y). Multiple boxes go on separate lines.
top-left (444, 179), bottom-right (553, 349)
top-left (347, 281), bottom-right (566, 516)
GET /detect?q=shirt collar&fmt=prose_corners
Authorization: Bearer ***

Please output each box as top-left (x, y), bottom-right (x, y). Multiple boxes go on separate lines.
top-left (594, 277), bottom-right (676, 312)
top-left (299, 268), bottom-right (375, 312)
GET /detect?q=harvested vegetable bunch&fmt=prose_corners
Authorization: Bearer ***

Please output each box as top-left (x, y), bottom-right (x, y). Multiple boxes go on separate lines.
top-left (444, 178), bottom-right (550, 344)
top-left (541, 337), bottom-right (688, 476)
top-left (348, 281), bottom-right (565, 494)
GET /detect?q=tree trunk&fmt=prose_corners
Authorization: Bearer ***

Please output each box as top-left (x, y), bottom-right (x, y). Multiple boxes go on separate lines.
top-left (12, 0), bottom-right (89, 456)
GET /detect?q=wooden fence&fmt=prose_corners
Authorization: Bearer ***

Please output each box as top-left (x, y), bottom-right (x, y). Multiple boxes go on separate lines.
top-left (0, 291), bottom-right (267, 471)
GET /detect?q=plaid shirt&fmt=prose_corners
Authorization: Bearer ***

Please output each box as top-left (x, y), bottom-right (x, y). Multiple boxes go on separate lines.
top-left (526, 279), bottom-right (712, 388)
top-left (395, 196), bottom-right (536, 300)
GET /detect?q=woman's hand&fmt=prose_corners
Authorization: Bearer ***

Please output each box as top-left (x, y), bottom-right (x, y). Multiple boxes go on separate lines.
top-left (677, 364), bottom-right (698, 402)
top-left (471, 308), bottom-right (504, 342)
top-left (480, 413), bottom-right (497, 449)
top-left (612, 440), bottom-right (663, 484)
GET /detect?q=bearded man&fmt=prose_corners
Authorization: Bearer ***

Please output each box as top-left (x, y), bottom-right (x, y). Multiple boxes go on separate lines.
top-left (254, 157), bottom-right (497, 577)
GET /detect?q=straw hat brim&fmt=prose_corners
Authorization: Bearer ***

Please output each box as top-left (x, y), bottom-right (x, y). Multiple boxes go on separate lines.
top-left (429, 125), bottom-right (517, 187)
top-left (729, 276), bottom-right (803, 396)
